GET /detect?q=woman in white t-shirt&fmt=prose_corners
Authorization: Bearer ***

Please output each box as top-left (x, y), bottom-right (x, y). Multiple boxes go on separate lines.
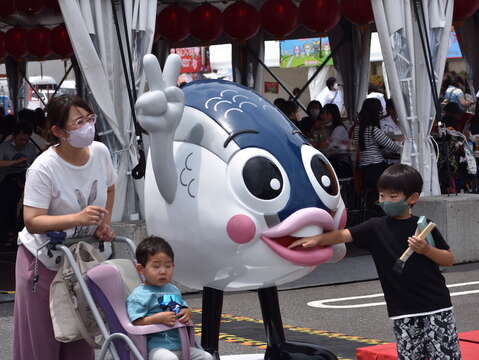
top-left (13, 95), bottom-right (117, 360)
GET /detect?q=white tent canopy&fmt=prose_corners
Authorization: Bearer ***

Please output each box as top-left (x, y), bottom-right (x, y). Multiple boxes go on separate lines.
top-left (372, 0), bottom-right (452, 195)
top-left (58, 0), bottom-right (157, 221)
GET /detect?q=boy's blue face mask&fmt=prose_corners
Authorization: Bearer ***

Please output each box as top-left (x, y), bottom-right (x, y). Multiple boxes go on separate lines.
top-left (378, 200), bottom-right (409, 217)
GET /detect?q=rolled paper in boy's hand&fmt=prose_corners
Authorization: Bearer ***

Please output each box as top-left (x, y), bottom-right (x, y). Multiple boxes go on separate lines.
top-left (393, 221), bottom-right (436, 274)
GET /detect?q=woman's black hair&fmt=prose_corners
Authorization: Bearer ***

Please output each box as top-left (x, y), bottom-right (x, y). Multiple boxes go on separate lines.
top-left (358, 98), bottom-right (382, 151)
top-left (321, 103), bottom-right (342, 129)
top-left (306, 100), bottom-right (322, 114)
top-left (136, 236), bottom-right (174, 267)
top-left (46, 95), bottom-right (93, 143)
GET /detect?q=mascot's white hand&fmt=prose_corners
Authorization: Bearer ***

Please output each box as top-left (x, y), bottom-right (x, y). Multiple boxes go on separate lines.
top-left (135, 54), bottom-right (184, 134)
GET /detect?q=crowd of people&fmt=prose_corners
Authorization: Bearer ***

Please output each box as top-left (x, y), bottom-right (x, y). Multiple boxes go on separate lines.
top-left (274, 74), bottom-right (479, 212)
top-left (0, 108), bottom-right (50, 248)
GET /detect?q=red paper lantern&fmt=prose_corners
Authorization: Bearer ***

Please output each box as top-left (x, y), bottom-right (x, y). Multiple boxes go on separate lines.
top-left (51, 25), bottom-right (73, 58)
top-left (6, 28), bottom-right (28, 58)
top-left (190, 4), bottom-right (223, 42)
top-left (453, 0), bottom-right (479, 21)
top-left (27, 27), bottom-right (51, 58)
top-left (0, 2), bottom-right (15, 18)
top-left (223, 1), bottom-right (260, 40)
top-left (261, 0), bottom-right (298, 38)
top-left (0, 32), bottom-right (6, 60)
top-left (299, 0), bottom-right (341, 33)
top-left (16, 0), bottom-right (45, 15)
top-left (44, 0), bottom-right (61, 12)
top-left (341, 0), bottom-right (374, 25)
top-left (156, 5), bottom-right (190, 42)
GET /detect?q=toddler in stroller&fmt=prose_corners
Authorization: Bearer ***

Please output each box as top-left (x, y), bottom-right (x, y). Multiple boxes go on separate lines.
top-left (48, 232), bottom-right (207, 360)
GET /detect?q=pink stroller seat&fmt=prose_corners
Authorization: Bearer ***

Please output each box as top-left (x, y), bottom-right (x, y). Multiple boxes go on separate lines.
top-left (86, 259), bottom-right (195, 360)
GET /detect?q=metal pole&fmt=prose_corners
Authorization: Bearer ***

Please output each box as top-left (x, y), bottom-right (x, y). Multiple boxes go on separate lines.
top-left (21, 72), bottom-right (47, 108)
top-left (51, 63), bottom-right (74, 99)
top-left (246, 46), bottom-right (307, 113)
top-left (111, 0), bottom-right (146, 179)
top-left (120, 0), bottom-right (138, 101)
top-left (58, 244), bottom-right (121, 360)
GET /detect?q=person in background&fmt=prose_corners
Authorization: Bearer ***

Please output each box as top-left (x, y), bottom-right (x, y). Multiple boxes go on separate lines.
top-left (13, 95), bottom-right (116, 360)
top-left (0, 122), bottom-right (40, 247)
top-left (309, 102), bottom-right (334, 151)
top-left (300, 100), bottom-right (322, 138)
top-left (289, 87), bottom-right (301, 101)
top-left (443, 102), bottom-right (468, 132)
top-left (380, 99), bottom-right (404, 164)
top-left (0, 114), bottom-right (16, 143)
top-left (282, 100), bottom-right (300, 128)
top-left (315, 77), bottom-right (344, 114)
top-left (324, 103), bottom-right (352, 178)
top-left (18, 108), bottom-right (49, 151)
top-left (367, 85), bottom-right (387, 116)
top-left (355, 98), bottom-right (402, 216)
top-left (273, 97), bottom-right (286, 114)
top-left (443, 78), bottom-right (473, 112)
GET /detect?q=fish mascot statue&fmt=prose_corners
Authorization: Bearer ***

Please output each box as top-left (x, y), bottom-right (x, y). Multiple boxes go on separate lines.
top-left (135, 54), bottom-right (348, 360)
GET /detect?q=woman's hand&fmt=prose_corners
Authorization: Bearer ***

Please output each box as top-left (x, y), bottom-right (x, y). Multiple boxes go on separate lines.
top-left (76, 205), bottom-right (109, 226)
top-left (95, 222), bottom-right (115, 242)
top-left (177, 308), bottom-right (192, 324)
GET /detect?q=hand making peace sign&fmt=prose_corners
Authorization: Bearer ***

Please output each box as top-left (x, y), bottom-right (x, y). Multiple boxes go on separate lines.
top-left (135, 54), bottom-right (184, 134)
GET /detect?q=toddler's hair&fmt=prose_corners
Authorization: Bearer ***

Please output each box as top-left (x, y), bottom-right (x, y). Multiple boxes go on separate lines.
top-left (136, 236), bottom-right (174, 266)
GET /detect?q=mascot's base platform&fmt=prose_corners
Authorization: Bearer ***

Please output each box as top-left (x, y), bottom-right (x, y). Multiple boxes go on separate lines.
top-left (356, 330), bottom-right (479, 360)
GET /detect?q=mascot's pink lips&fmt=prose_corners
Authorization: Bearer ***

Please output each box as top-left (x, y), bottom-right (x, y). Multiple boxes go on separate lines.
top-left (261, 208), bottom-right (336, 267)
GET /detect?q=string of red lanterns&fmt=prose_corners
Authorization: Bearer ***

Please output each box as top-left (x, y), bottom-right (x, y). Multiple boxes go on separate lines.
top-left (0, 0), bottom-right (477, 58)
top-left (453, 0), bottom-right (479, 22)
top-left (0, 24), bottom-right (72, 60)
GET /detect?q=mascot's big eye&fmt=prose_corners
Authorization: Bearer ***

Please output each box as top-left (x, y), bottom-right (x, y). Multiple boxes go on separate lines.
top-left (228, 148), bottom-right (290, 215)
top-left (301, 145), bottom-right (340, 210)
top-left (311, 155), bottom-right (338, 196)
top-left (243, 157), bottom-right (283, 200)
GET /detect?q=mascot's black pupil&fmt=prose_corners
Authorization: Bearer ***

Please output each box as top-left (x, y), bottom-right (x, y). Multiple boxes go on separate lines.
top-left (243, 157), bottom-right (283, 200)
top-left (311, 155), bottom-right (338, 196)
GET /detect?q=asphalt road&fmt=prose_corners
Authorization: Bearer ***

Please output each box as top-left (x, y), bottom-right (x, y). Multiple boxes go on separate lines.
top-left (1, 261), bottom-right (479, 359)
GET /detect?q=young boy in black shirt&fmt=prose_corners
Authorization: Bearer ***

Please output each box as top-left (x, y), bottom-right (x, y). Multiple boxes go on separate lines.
top-left (290, 164), bottom-right (461, 360)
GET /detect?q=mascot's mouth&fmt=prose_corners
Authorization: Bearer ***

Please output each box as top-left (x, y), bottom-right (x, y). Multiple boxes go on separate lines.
top-left (261, 208), bottom-right (336, 266)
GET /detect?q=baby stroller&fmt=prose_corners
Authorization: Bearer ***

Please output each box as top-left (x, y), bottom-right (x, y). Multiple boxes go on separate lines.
top-left (46, 232), bottom-right (196, 360)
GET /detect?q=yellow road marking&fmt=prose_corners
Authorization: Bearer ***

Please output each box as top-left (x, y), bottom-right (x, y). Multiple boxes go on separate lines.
top-left (191, 308), bottom-right (387, 346)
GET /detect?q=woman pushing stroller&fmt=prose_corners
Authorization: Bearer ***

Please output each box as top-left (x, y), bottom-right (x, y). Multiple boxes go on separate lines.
top-left (13, 95), bottom-right (117, 360)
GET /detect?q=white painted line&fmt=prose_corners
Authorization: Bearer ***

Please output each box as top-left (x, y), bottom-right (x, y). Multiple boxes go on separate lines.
top-left (308, 281), bottom-right (479, 309)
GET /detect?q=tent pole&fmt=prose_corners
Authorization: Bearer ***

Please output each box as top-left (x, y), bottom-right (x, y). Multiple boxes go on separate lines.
top-left (120, 0), bottom-right (138, 101)
top-left (246, 46), bottom-right (307, 113)
top-left (51, 63), bottom-right (74, 99)
top-left (111, 0), bottom-right (146, 179)
top-left (21, 72), bottom-right (47, 108)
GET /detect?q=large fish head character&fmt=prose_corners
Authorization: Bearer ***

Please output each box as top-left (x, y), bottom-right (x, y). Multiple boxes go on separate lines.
top-left (137, 55), bottom-right (347, 292)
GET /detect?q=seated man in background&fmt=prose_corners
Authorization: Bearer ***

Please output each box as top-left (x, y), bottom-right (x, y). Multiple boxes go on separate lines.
top-left (0, 122), bottom-right (39, 247)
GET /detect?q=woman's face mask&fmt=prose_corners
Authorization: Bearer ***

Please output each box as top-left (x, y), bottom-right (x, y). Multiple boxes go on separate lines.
top-left (65, 115), bottom-right (97, 148)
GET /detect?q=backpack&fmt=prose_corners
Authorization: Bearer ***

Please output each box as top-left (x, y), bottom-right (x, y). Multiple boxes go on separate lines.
top-left (49, 241), bottom-right (105, 348)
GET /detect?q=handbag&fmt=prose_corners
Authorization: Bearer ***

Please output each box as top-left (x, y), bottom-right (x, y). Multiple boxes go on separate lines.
top-left (49, 241), bottom-right (104, 348)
